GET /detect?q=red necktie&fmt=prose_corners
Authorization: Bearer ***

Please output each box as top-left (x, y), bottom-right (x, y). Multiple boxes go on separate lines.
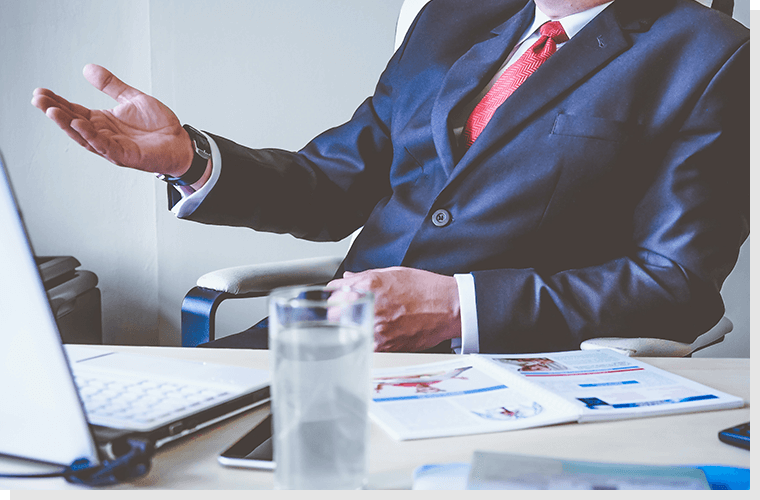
top-left (462, 21), bottom-right (569, 148)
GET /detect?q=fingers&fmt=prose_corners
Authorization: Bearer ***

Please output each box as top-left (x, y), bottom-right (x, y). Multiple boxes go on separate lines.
top-left (31, 65), bottom-right (140, 115)
top-left (31, 85), bottom-right (129, 163)
top-left (33, 101), bottom-right (99, 154)
top-left (38, 106), bottom-right (97, 155)
top-left (32, 89), bottom-right (100, 155)
top-left (83, 64), bottom-right (142, 103)
top-left (30, 72), bottom-right (137, 166)
top-left (32, 88), bottom-right (92, 119)
top-left (70, 118), bottom-right (126, 164)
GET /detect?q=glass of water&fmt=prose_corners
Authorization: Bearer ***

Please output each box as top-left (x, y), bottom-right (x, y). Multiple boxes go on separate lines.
top-left (269, 285), bottom-right (374, 490)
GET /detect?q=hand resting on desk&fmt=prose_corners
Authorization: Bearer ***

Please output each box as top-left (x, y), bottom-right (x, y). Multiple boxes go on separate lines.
top-left (329, 266), bottom-right (461, 352)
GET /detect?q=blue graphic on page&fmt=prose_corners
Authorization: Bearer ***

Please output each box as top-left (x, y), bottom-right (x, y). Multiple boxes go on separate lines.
top-left (579, 394), bottom-right (719, 410)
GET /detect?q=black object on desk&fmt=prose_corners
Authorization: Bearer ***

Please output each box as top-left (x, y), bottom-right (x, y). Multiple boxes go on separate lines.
top-left (218, 413), bottom-right (274, 470)
top-left (718, 422), bottom-right (749, 450)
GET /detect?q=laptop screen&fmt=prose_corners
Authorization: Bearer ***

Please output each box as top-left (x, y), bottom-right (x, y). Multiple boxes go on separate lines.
top-left (0, 154), bottom-right (100, 466)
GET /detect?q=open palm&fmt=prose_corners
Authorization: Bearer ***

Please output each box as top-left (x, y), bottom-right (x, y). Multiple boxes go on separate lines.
top-left (32, 64), bottom-right (192, 176)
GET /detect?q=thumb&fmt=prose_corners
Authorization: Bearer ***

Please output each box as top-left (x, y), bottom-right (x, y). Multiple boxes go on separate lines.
top-left (83, 64), bottom-right (142, 103)
top-left (343, 271), bottom-right (355, 277)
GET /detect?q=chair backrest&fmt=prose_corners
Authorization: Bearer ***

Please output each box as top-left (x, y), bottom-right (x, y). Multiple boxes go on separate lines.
top-left (711, 0), bottom-right (734, 16)
top-left (395, 0), bottom-right (433, 50)
top-left (346, 0), bottom-right (433, 250)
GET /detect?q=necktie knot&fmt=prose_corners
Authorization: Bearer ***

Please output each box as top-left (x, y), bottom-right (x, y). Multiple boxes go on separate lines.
top-left (535, 21), bottom-right (568, 57)
top-left (461, 20), bottom-right (568, 148)
top-left (539, 21), bottom-right (568, 43)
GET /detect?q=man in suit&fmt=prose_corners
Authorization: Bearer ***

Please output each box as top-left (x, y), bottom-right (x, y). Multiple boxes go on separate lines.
top-left (32, 0), bottom-right (748, 354)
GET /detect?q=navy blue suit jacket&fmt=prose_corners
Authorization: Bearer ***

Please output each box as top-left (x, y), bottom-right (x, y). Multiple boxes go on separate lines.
top-left (184, 0), bottom-right (749, 353)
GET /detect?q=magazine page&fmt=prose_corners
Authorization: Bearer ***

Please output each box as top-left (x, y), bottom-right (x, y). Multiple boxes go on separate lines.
top-left (368, 359), bottom-right (578, 440)
top-left (476, 350), bottom-right (744, 422)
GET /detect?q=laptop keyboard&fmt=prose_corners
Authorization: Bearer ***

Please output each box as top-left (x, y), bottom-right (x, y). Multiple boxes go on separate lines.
top-left (73, 371), bottom-right (231, 429)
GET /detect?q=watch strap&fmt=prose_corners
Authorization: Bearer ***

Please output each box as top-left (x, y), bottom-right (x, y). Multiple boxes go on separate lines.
top-left (158, 125), bottom-right (211, 186)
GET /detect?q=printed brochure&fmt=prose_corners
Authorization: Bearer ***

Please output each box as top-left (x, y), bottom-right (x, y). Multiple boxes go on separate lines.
top-left (369, 349), bottom-right (744, 440)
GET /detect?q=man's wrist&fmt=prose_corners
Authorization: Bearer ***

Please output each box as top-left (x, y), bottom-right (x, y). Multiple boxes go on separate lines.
top-left (170, 132), bottom-right (222, 218)
top-left (177, 129), bottom-right (196, 176)
top-left (157, 125), bottom-right (211, 186)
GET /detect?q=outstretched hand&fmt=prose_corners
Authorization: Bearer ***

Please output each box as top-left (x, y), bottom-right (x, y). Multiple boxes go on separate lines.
top-left (31, 64), bottom-right (193, 176)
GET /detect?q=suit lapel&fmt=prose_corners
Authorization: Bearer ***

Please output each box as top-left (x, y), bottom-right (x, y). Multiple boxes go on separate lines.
top-left (452, 4), bottom-right (634, 180)
top-left (431, 1), bottom-right (535, 176)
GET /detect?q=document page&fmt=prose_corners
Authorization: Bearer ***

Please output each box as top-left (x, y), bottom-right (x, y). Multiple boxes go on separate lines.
top-left (477, 350), bottom-right (744, 422)
top-left (369, 359), bottom-right (577, 440)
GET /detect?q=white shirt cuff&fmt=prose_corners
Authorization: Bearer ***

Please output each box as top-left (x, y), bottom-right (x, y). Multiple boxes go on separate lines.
top-left (454, 273), bottom-right (479, 354)
top-left (171, 132), bottom-right (222, 218)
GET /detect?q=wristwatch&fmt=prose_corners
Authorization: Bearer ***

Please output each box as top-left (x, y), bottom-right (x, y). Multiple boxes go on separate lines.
top-left (157, 124), bottom-right (211, 186)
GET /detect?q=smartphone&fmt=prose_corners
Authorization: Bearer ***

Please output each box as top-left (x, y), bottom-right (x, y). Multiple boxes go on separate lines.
top-left (718, 422), bottom-right (750, 450)
top-left (218, 413), bottom-right (275, 470)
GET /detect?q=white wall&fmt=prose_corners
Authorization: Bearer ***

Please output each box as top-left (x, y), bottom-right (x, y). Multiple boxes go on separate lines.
top-left (0, 0), bottom-right (158, 345)
top-left (0, 0), bottom-right (750, 356)
top-left (0, 0), bottom-right (405, 346)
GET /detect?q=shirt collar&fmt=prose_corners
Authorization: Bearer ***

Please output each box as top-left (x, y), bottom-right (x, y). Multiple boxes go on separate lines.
top-left (521, 1), bottom-right (615, 43)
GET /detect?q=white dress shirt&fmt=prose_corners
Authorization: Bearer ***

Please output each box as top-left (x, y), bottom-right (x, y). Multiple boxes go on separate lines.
top-left (172, 1), bottom-right (613, 354)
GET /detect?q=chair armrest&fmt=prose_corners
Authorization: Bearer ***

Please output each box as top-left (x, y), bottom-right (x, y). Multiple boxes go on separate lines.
top-left (196, 255), bottom-right (344, 295)
top-left (580, 316), bottom-right (733, 357)
top-left (181, 255), bottom-right (344, 346)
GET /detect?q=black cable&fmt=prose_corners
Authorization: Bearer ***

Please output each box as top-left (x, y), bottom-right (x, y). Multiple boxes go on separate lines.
top-left (0, 458), bottom-right (102, 480)
top-left (0, 437), bottom-right (153, 486)
top-left (0, 470), bottom-right (68, 479)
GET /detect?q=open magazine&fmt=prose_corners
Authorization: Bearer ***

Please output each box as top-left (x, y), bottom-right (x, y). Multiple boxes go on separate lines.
top-left (369, 349), bottom-right (744, 440)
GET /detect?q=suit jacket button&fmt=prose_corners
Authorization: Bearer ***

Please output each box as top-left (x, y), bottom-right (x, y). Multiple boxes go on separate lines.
top-left (431, 209), bottom-right (451, 227)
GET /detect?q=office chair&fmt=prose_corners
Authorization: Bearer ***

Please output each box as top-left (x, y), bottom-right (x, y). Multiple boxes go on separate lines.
top-left (181, 0), bottom-right (738, 357)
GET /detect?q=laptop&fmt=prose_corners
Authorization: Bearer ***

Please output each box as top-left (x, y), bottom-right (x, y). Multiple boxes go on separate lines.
top-left (0, 152), bottom-right (270, 469)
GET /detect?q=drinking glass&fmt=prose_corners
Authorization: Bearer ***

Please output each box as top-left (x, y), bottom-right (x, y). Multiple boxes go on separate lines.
top-left (269, 285), bottom-right (374, 490)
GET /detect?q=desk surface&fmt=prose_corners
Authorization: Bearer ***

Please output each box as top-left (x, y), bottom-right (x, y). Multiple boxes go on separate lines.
top-left (1, 347), bottom-right (750, 490)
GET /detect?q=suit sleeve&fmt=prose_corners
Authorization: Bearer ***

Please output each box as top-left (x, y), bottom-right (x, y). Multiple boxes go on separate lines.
top-left (177, 17), bottom-right (433, 243)
top-left (181, 103), bottom-right (392, 242)
top-left (472, 40), bottom-right (749, 353)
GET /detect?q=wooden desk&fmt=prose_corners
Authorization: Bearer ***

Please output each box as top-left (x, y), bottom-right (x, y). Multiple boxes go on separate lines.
top-left (0, 347), bottom-right (750, 490)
